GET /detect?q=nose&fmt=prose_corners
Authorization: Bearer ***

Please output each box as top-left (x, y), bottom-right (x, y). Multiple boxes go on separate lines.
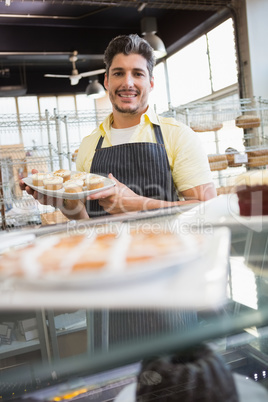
top-left (122, 72), bottom-right (134, 87)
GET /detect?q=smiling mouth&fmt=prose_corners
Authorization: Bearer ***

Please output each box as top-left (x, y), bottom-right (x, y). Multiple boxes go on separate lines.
top-left (117, 92), bottom-right (137, 98)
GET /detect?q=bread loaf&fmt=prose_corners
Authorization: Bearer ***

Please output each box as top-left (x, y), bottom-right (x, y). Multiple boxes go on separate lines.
top-left (208, 154), bottom-right (228, 171)
top-left (235, 114), bottom-right (260, 129)
top-left (190, 121), bottom-right (223, 132)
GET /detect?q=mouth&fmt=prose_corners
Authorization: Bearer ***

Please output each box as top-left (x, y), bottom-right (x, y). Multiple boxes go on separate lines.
top-left (117, 91), bottom-right (138, 99)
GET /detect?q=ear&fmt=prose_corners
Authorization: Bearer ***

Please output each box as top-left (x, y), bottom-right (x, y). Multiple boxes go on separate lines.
top-left (149, 76), bottom-right (154, 92)
top-left (104, 73), bottom-right (108, 90)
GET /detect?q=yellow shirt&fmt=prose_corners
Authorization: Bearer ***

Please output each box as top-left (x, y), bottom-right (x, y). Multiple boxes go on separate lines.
top-left (76, 107), bottom-right (212, 192)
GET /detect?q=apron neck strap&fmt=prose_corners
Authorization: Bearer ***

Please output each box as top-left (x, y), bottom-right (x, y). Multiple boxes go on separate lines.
top-left (95, 123), bottom-right (164, 150)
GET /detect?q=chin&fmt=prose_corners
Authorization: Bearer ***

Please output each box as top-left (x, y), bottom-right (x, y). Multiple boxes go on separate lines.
top-left (115, 105), bottom-right (139, 114)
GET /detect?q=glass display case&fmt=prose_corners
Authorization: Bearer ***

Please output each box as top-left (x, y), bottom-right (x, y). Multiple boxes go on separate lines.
top-left (0, 196), bottom-right (268, 401)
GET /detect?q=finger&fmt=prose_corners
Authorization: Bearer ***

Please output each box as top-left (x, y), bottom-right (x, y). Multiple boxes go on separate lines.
top-left (87, 187), bottom-right (116, 200)
top-left (108, 173), bottom-right (121, 185)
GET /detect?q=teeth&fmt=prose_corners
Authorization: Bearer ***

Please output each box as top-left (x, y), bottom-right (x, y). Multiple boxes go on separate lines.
top-left (119, 94), bottom-right (135, 98)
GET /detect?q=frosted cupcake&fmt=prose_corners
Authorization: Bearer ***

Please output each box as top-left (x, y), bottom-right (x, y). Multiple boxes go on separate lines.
top-left (70, 172), bottom-right (87, 185)
top-left (32, 173), bottom-right (52, 186)
top-left (235, 170), bottom-right (268, 216)
top-left (85, 175), bottom-right (105, 191)
top-left (53, 169), bottom-right (71, 182)
top-left (43, 176), bottom-right (63, 191)
top-left (63, 179), bottom-right (84, 193)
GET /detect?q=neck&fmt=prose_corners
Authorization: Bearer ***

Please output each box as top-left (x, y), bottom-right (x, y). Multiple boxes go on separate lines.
top-left (112, 107), bottom-right (148, 129)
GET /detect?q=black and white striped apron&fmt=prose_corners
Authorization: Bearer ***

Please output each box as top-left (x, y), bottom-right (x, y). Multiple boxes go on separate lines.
top-left (86, 124), bottom-right (178, 217)
top-left (87, 124), bottom-right (197, 349)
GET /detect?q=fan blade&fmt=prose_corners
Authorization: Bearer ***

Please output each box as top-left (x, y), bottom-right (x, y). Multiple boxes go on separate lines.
top-left (44, 74), bottom-right (71, 78)
top-left (70, 76), bottom-right (80, 86)
top-left (80, 68), bottom-right (106, 78)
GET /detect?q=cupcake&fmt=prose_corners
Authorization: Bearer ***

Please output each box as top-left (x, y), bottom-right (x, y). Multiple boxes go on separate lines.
top-left (235, 170), bottom-right (268, 216)
top-left (32, 173), bottom-right (52, 186)
top-left (70, 172), bottom-right (87, 185)
top-left (85, 175), bottom-right (105, 191)
top-left (53, 169), bottom-right (71, 182)
top-left (43, 176), bottom-right (63, 191)
top-left (63, 179), bottom-right (84, 194)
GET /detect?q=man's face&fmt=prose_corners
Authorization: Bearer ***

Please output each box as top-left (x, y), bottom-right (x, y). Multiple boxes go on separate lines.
top-left (104, 53), bottom-right (154, 116)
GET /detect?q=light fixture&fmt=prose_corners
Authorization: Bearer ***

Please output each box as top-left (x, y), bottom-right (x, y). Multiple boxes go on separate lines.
top-left (85, 79), bottom-right (106, 99)
top-left (141, 17), bottom-right (167, 59)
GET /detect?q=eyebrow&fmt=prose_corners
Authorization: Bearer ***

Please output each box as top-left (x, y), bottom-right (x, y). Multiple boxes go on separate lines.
top-left (110, 67), bottom-right (147, 74)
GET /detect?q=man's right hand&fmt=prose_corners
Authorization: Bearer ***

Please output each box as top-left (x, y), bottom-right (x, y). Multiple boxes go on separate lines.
top-left (19, 168), bottom-right (38, 197)
top-left (19, 169), bottom-right (89, 220)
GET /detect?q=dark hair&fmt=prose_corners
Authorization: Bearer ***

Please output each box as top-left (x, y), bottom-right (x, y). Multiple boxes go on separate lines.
top-left (104, 34), bottom-right (156, 79)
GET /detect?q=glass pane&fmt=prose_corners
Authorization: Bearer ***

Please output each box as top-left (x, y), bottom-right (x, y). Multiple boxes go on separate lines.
top-left (0, 98), bottom-right (20, 145)
top-left (207, 18), bottom-right (238, 91)
top-left (167, 36), bottom-right (211, 106)
top-left (76, 94), bottom-right (95, 111)
top-left (0, 97), bottom-right (17, 114)
top-left (149, 62), bottom-right (169, 113)
top-left (17, 96), bottom-right (39, 115)
top-left (57, 96), bottom-right (75, 113)
top-left (39, 96), bottom-right (57, 117)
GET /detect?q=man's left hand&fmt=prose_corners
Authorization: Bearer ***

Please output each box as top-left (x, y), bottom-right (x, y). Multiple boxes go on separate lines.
top-left (87, 173), bottom-right (142, 214)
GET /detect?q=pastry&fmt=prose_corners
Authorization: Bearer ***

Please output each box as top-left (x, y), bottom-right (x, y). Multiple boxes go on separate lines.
top-left (0, 228), bottom-right (202, 278)
top-left (225, 147), bottom-right (244, 167)
top-left (136, 344), bottom-right (239, 402)
top-left (246, 148), bottom-right (268, 157)
top-left (235, 114), bottom-right (261, 129)
top-left (71, 149), bottom-right (79, 162)
top-left (190, 121), bottom-right (223, 132)
top-left (235, 170), bottom-right (268, 216)
top-left (32, 173), bottom-right (52, 186)
top-left (53, 169), bottom-right (71, 182)
top-left (43, 176), bottom-right (63, 191)
top-left (63, 179), bottom-right (84, 193)
top-left (247, 155), bottom-right (268, 168)
top-left (208, 154), bottom-right (228, 171)
top-left (85, 175), bottom-right (105, 191)
top-left (70, 172), bottom-right (87, 185)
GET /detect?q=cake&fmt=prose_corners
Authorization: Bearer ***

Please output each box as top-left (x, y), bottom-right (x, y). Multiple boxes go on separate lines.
top-left (63, 179), bottom-right (84, 193)
top-left (70, 172), bottom-right (87, 185)
top-left (32, 173), bottom-right (52, 186)
top-left (43, 176), bottom-right (63, 191)
top-left (235, 170), bottom-right (268, 216)
top-left (85, 175), bottom-right (105, 191)
top-left (235, 114), bottom-right (261, 129)
top-left (53, 169), bottom-right (71, 182)
top-left (136, 344), bottom-right (239, 402)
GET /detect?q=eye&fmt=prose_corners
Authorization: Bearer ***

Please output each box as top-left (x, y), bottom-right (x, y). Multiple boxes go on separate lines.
top-left (135, 71), bottom-right (145, 77)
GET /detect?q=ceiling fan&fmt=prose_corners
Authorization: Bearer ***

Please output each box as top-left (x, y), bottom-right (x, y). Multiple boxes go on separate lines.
top-left (44, 51), bottom-right (105, 86)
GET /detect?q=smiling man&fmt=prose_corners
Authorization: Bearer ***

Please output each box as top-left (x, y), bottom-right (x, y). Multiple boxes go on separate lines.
top-left (75, 34), bottom-right (216, 218)
top-left (21, 34), bottom-right (215, 219)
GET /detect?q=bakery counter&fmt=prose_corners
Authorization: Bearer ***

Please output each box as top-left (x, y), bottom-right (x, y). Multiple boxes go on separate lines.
top-left (1, 197), bottom-right (268, 401)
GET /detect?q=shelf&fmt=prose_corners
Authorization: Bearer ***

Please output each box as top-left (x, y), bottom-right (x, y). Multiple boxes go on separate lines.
top-left (0, 331), bottom-right (40, 359)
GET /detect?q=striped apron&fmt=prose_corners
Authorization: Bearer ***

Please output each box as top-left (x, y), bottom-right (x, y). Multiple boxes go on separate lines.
top-left (87, 124), bottom-right (197, 349)
top-left (86, 124), bottom-right (177, 217)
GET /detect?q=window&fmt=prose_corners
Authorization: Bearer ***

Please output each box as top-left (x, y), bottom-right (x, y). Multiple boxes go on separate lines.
top-left (207, 18), bottom-right (238, 91)
top-left (149, 62), bottom-right (169, 114)
top-left (167, 35), bottom-right (211, 106)
top-left (166, 18), bottom-right (238, 107)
